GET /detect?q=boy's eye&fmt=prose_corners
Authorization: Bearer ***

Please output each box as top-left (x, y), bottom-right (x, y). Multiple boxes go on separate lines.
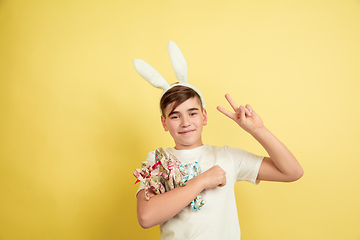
top-left (170, 115), bottom-right (179, 119)
top-left (190, 112), bottom-right (198, 116)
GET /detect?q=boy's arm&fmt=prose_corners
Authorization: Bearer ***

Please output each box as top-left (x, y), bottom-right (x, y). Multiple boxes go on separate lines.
top-left (137, 165), bottom-right (226, 229)
top-left (217, 94), bottom-right (303, 182)
top-left (253, 128), bottom-right (303, 182)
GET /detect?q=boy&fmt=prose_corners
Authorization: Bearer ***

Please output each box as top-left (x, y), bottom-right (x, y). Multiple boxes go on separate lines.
top-left (133, 41), bottom-right (303, 240)
top-left (136, 85), bottom-right (303, 239)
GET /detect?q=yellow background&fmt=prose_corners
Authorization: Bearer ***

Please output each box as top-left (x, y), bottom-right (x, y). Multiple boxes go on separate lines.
top-left (1, 0), bottom-right (359, 239)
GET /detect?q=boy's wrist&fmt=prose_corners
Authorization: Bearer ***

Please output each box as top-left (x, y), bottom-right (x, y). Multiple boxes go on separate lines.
top-left (250, 126), bottom-right (269, 139)
top-left (187, 175), bottom-right (205, 192)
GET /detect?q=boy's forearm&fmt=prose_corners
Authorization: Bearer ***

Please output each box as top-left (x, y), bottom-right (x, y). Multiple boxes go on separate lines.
top-left (251, 126), bottom-right (303, 178)
top-left (137, 176), bottom-right (204, 229)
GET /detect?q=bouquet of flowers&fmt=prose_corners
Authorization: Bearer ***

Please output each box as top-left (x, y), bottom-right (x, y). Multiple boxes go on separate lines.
top-left (133, 148), bottom-right (206, 211)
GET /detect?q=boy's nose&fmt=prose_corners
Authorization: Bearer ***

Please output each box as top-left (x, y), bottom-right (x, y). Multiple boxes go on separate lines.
top-left (181, 116), bottom-right (190, 127)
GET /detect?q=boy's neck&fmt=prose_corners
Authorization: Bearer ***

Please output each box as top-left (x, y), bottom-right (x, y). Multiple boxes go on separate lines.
top-left (174, 142), bottom-right (204, 150)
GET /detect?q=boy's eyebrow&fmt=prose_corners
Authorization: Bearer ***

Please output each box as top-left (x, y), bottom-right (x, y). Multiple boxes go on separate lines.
top-left (168, 111), bottom-right (179, 117)
top-left (168, 108), bottom-right (200, 117)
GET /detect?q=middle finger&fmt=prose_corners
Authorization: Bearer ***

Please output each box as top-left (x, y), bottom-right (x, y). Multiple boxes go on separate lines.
top-left (225, 94), bottom-right (238, 112)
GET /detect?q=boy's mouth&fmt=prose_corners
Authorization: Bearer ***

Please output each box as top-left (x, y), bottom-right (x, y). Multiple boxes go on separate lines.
top-left (179, 130), bottom-right (195, 135)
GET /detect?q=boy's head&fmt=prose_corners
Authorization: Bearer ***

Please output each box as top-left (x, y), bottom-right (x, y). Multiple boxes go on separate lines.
top-left (160, 85), bottom-right (204, 118)
top-left (160, 85), bottom-right (207, 150)
top-left (133, 41), bottom-right (208, 150)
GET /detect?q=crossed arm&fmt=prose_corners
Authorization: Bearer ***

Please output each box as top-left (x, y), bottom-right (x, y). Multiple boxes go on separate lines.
top-left (137, 165), bottom-right (226, 228)
top-left (137, 94), bottom-right (303, 229)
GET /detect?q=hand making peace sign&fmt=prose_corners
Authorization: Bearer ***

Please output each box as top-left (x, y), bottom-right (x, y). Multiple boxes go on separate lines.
top-left (217, 94), bottom-right (265, 135)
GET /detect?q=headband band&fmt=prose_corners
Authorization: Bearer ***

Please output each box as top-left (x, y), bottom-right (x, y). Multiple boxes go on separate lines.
top-left (133, 41), bottom-right (206, 111)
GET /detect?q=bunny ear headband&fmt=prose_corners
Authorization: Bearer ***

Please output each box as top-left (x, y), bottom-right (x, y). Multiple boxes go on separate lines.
top-left (133, 41), bottom-right (206, 111)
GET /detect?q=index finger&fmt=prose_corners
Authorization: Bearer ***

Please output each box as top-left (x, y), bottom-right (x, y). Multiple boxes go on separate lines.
top-left (216, 106), bottom-right (236, 120)
top-left (225, 94), bottom-right (238, 112)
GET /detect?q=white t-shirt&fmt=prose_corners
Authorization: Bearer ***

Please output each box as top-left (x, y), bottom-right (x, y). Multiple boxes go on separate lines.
top-left (137, 144), bottom-right (264, 240)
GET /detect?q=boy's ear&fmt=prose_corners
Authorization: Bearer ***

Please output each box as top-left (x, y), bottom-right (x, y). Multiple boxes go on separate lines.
top-left (161, 115), bottom-right (168, 131)
top-left (202, 109), bottom-right (208, 126)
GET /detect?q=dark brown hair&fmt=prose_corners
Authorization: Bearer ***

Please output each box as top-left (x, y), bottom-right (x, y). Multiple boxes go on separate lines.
top-left (160, 85), bottom-right (203, 118)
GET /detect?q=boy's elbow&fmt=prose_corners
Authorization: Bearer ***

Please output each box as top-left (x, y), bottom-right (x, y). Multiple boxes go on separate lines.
top-left (138, 212), bottom-right (155, 229)
top-left (139, 220), bottom-right (151, 229)
top-left (288, 167), bottom-right (304, 182)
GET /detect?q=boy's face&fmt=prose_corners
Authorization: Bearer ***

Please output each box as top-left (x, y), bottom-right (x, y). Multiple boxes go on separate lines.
top-left (161, 97), bottom-right (207, 150)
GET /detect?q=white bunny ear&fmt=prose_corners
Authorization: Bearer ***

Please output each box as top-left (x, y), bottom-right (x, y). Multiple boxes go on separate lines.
top-left (167, 41), bottom-right (188, 83)
top-left (133, 59), bottom-right (170, 90)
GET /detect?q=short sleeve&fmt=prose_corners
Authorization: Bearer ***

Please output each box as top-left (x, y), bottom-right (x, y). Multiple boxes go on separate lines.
top-left (226, 146), bottom-right (264, 184)
top-left (135, 151), bottom-right (156, 196)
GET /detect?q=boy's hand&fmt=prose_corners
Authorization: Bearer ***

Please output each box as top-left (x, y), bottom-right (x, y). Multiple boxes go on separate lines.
top-left (193, 165), bottom-right (226, 190)
top-left (217, 94), bottom-right (264, 135)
